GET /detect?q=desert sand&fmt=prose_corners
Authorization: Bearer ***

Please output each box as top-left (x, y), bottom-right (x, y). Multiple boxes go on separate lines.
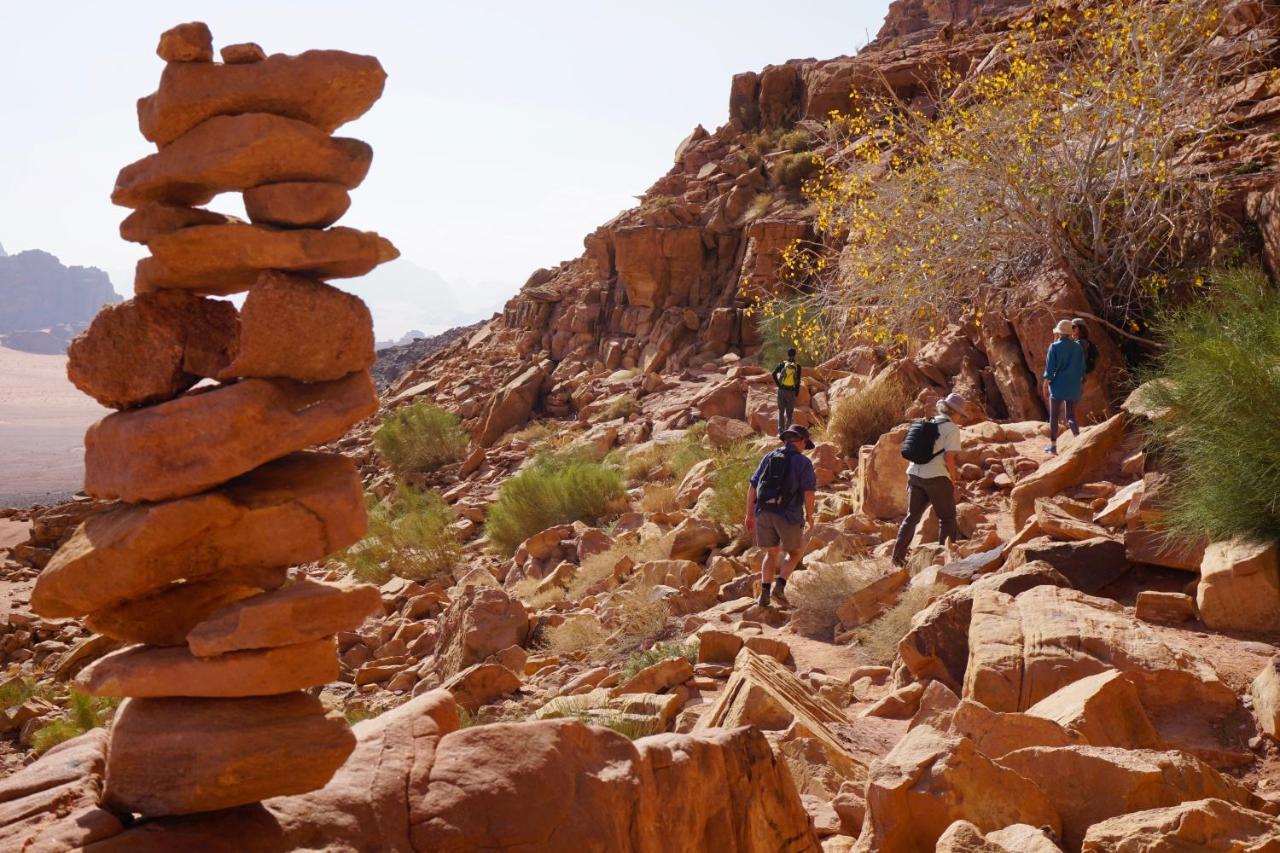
top-left (0, 345), bottom-right (106, 506)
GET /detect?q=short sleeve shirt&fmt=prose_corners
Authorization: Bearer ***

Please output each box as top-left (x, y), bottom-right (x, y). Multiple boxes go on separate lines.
top-left (750, 448), bottom-right (818, 524)
top-left (906, 418), bottom-right (961, 480)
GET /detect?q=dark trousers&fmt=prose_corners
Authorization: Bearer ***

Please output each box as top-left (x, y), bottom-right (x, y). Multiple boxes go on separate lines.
top-left (892, 475), bottom-right (959, 564)
top-left (1049, 398), bottom-right (1079, 443)
top-left (777, 386), bottom-right (798, 433)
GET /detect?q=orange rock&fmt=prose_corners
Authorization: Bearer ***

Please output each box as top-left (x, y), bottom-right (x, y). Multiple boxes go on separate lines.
top-left (138, 49), bottom-right (387, 146)
top-left (220, 42), bottom-right (265, 64)
top-left (935, 820), bottom-right (1064, 853)
top-left (32, 453), bottom-right (365, 617)
top-left (114, 114), bottom-right (372, 209)
top-left (87, 577), bottom-right (270, 646)
top-left (84, 371), bottom-right (377, 502)
top-left (997, 746), bottom-right (1256, 851)
top-left (949, 698), bottom-right (1078, 759)
top-left (441, 662), bottom-right (522, 713)
top-left (1134, 590), bottom-right (1197, 624)
top-left (135, 223), bottom-right (398, 296)
top-left (0, 729), bottom-right (122, 850)
top-left (1123, 474), bottom-right (1208, 571)
top-left (186, 579), bottom-right (381, 656)
top-left (433, 586), bottom-right (529, 678)
top-left (854, 726), bottom-right (1060, 852)
top-left (1010, 414), bottom-right (1128, 528)
top-left (696, 628), bottom-right (744, 663)
top-left (244, 182), bottom-right (352, 228)
top-left (1251, 656), bottom-right (1280, 738)
top-left (610, 656), bottom-right (693, 696)
top-left (66, 291), bottom-right (237, 409)
top-left (1081, 798), bottom-right (1280, 851)
top-left (219, 272), bottom-right (374, 383)
top-left (102, 691), bottom-right (355, 816)
top-left (1196, 537), bottom-right (1280, 632)
top-left (119, 202), bottom-right (238, 243)
top-left (76, 638), bottom-right (338, 698)
top-left (156, 22), bottom-right (212, 63)
top-left (1024, 669), bottom-right (1162, 749)
top-left (853, 424), bottom-right (910, 520)
top-left (476, 360), bottom-right (552, 446)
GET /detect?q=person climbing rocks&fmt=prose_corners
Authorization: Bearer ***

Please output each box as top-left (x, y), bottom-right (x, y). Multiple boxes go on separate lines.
top-left (745, 424), bottom-right (817, 608)
top-left (891, 393), bottom-right (971, 568)
top-left (1043, 319), bottom-right (1086, 455)
top-left (772, 347), bottom-right (802, 434)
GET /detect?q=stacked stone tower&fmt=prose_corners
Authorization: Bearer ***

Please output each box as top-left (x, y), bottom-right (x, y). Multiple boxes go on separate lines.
top-left (30, 22), bottom-right (395, 816)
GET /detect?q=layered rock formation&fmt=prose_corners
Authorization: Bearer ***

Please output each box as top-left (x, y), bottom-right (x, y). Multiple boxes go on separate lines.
top-left (28, 22), bottom-right (395, 820)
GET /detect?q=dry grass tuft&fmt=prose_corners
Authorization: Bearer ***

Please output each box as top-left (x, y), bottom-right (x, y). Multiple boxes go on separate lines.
top-left (542, 614), bottom-right (610, 661)
top-left (565, 532), bottom-right (674, 603)
top-left (639, 484), bottom-right (678, 514)
top-left (849, 583), bottom-right (943, 666)
top-left (827, 380), bottom-right (910, 456)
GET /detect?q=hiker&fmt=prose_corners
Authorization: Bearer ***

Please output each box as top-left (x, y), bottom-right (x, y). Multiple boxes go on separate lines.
top-left (745, 424), bottom-right (817, 607)
top-left (772, 348), bottom-right (802, 434)
top-left (1071, 317), bottom-right (1099, 379)
top-left (1043, 319), bottom-right (1086, 455)
top-left (891, 393), bottom-right (971, 568)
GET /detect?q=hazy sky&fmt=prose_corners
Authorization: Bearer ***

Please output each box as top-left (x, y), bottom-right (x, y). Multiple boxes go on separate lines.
top-left (0, 1), bottom-right (891, 327)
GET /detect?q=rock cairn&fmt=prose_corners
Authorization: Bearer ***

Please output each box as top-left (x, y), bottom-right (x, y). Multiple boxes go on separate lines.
top-left (30, 21), bottom-right (395, 817)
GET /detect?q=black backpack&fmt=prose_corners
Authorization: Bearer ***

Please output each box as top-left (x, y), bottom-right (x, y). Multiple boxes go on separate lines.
top-left (1082, 340), bottom-right (1099, 374)
top-left (755, 448), bottom-right (797, 511)
top-left (900, 418), bottom-right (945, 465)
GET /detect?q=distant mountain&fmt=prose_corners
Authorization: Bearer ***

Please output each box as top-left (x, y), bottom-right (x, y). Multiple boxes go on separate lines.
top-left (0, 248), bottom-right (121, 353)
top-left (0, 241), bottom-right (7, 257)
top-left (357, 258), bottom-right (502, 339)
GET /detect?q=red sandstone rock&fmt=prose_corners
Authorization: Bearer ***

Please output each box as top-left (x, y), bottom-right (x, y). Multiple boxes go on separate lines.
top-left (135, 223), bottom-right (398, 296)
top-left (32, 453), bottom-right (365, 617)
top-left (1011, 414), bottom-right (1128, 528)
top-left (244, 182), bottom-right (352, 228)
top-left (432, 586), bottom-right (529, 678)
top-left (102, 692), bottom-right (355, 817)
top-left (139, 49), bottom-right (387, 146)
top-left (77, 638), bottom-right (338, 698)
top-left (441, 662), bottom-right (522, 713)
top-left (0, 729), bottom-right (122, 850)
top-left (84, 371), bottom-right (377, 502)
top-left (87, 578), bottom-right (272, 646)
top-left (219, 272), bottom-right (374, 382)
top-left (187, 579), bottom-right (381, 656)
top-left (114, 114), bottom-right (372, 209)
top-left (156, 22), bottom-right (212, 63)
top-left (1196, 537), bottom-right (1280, 632)
top-left (221, 42), bottom-right (266, 64)
top-left (119, 203), bottom-right (238, 243)
top-left (66, 291), bottom-right (237, 409)
top-left (1081, 798), bottom-right (1280, 851)
top-left (476, 360), bottom-right (552, 447)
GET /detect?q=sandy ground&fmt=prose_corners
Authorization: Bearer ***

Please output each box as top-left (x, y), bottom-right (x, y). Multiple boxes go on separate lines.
top-left (0, 346), bottom-right (106, 507)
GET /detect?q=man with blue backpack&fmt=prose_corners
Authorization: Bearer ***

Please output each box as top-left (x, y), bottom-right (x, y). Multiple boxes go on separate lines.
top-left (745, 424), bottom-right (818, 608)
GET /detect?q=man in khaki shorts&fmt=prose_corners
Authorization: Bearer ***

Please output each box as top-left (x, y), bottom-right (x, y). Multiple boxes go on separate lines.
top-left (744, 425), bottom-right (817, 607)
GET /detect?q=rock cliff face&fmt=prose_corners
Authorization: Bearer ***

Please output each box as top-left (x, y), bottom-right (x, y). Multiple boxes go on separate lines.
top-left (0, 249), bottom-right (120, 351)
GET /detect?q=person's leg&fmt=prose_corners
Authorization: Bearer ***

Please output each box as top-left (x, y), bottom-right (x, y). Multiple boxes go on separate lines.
top-left (776, 388), bottom-right (787, 434)
top-left (923, 476), bottom-right (960, 546)
top-left (891, 478), bottom-right (930, 565)
top-left (1048, 397), bottom-right (1061, 444)
top-left (1066, 399), bottom-right (1079, 436)
top-left (756, 513), bottom-right (782, 605)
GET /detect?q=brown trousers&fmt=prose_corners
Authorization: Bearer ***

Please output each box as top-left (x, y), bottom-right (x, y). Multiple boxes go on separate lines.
top-left (891, 475), bottom-right (959, 564)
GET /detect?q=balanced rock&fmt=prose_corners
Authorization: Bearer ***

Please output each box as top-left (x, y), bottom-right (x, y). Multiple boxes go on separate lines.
top-left (77, 638), bottom-right (338, 698)
top-left (221, 42), bottom-right (266, 64)
top-left (139, 49), bottom-right (387, 146)
top-left (119, 202), bottom-right (238, 243)
top-left (88, 578), bottom-right (268, 646)
top-left (218, 272), bottom-right (375, 382)
top-left (113, 113), bottom-right (372, 208)
top-left (66, 290), bottom-right (237, 409)
top-left (187, 579), bottom-right (380, 656)
top-left (244, 181), bottom-right (352, 228)
top-left (33, 452), bottom-right (364, 617)
top-left (1080, 797), bottom-right (1280, 851)
top-left (156, 22), bottom-right (212, 63)
top-left (136, 223), bottom-right (398, 295)
top-left (84, 371), bottom-right (377, 502)
top-left (102, 692), bottom-right (356, 816)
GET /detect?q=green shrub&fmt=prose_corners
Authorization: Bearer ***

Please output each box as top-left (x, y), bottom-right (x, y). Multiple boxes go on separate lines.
top-left (773, 151), bottom-right (821, 191)
top-left (332, 486), bottom-right (461, 584)
top-left (828, 379), bottom-right (910, 457)
top-left (669, 423), bottom-right (711, 482)
top-left (777, 128), bottom-right (814, 152)
top-left (30, 692), bottom-right (119, 755)
top-left (1141, 265), bottom-right (1280, 543)
top-left (595, 395), bottom-right (638, 422)
top-left (0, 676), bottom-right (53, 710)
top-left (373, 402), bottom-right (469, 474)
top-left (486, 454), bottom-right (626, 556)
top-left (622, 640), bottom-right (698, 680)
top-left (706, 442), bottom-right (759, 531)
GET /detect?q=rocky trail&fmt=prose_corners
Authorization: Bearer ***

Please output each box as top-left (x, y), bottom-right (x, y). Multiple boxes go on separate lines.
top-left (2, 1), bottom-right (1280, 851)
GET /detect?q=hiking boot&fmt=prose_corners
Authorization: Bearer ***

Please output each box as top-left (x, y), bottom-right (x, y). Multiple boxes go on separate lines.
top-left (758, 587), bottom-right (771, 608)
top-left (771, 578), bottom-right (789, 607)
top-left (1044, 444), bottom-right (1057, 455)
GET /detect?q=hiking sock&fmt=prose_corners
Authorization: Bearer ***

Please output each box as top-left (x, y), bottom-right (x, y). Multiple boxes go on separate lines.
top-left (758, 586), bottom-right (771, 607)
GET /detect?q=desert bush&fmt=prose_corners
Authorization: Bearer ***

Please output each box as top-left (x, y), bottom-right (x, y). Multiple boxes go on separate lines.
top-left (788, 560), bottom-right (879, 620)
top-left (773, 151), bottom-right (821, 192)
top-left (705, 441), bottom-right (759, 531)
top-left (535, 695), bottom-right (657, 740)
top-left (827, 379), bottom-right (910, 456)
top-left (331, 486), bottom-right (461, 585)
top-left (565, 532), bottom-right (674, 602)
top-left (542, 614), bottom-right (611, 661)
top-left (508, 576), bottom-right (568, 610)
top-left (621, 640), bottom-right (698, 680)
top-left (509, 419), bottom-right (575, 451)
top-left (804, 0), bottom-right (1264, 342)
top-left (0, 676), bottom-right (54, 710)
top-left (747, 192), bottom-right (774, 221)
top-left (1141, 265), bottom-right (1280, 542)
top-left (850, 583), bottom-right (943, 666)
top-left (609, 578), bottom-right (673, 654)
top-left (640, 484), bottom-right (678, 514)
top-left (486, 453), bottom-right (626, 556)
top-left (778, 128), bottom-right (814, 152)
top-left (621, 444), bottom-right (669, 483)
top-left (373, 402), bottom-right (469, 474)
top-left (30, 692), bottom-right (119, 755)
top-left (595, 395), bottom-right (638, 423)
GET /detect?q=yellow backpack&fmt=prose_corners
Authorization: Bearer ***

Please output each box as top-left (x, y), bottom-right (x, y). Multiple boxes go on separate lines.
top-left (780, 361), bottom-right (799, 388)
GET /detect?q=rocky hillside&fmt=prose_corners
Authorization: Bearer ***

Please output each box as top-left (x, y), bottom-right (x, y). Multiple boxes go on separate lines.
top-left (0, 249), bottom-right (120, 354)
top-left (3, 2), bottom-right (1280, 851)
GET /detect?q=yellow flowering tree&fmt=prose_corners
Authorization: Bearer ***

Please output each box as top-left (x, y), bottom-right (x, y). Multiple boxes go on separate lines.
top-left (804, 0), bottom-right (1265, 340)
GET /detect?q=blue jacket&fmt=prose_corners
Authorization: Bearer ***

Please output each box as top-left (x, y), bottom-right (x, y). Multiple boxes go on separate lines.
top-left (1044, 337), bottom-right (1086, 402)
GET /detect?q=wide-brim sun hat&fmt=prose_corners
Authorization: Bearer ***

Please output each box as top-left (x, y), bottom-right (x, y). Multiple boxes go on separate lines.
top-left (941, 393), bottom-right (968, 416)
top-left (1053, 319), bottom-right (1073, 335)
top-left (781, 425), bottom-right (816, 450)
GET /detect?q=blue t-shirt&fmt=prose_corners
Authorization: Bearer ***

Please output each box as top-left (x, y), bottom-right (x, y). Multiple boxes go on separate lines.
top-left (749, 448), bottom-right (817, 524)
top-left (1043, 337), bottom-right (1086, 402)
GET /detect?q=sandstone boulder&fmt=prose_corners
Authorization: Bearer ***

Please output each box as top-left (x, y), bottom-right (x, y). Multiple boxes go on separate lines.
top-left (219, 272), bottom-right (375, 382)
top-left (611, 656), bottom-right (693, 696)
top-left (854, 726), bottom-right (1060, 852)
top-left (1252, 656), bottom-right (1280, 739)
top-left (477, 360), bottom-right (551, 447)
top-left (76, 638), bottom-right (337, 697)
top-left (433, 586), bottom-right (529, 678)
top-left (997, 746), bottom-right (1256, 851)
top-left (1080, 797), bottom-right (1280, 851)
top-left (1024, 669), bottom-right (1162, 749)
top-left (441, 663), bottom-right (522, 713)
top-left (119, 202), bottom-right (237, 243)
top-left (706, 415), bottom-right (755, 448)
top-left (103, 692), bottom-right (355, 816)
top-left (84, 371), bottom-right (377, 502)
top-left (187, 579), bottom-right (380, 656)
top-left (695, 378), bottom-right (748, 421)
top-left (136, 223), bottom-right (398, 295)
top-left (156, 22), bottom-right (212, 62)
top-left (243, 182), bottom-right (352, 228)
top-left (67, 290), bottom-right (237, 409)
top-left (1134, 591), bottom-right (1197, 625)
top-left (949, 699), bottom-right (1077, 759)
top-left (1196, 538), bottom-right (1280, 632)
top-left (221, 42), bottom-right (266, 64)
top-left (0, 729), bottom-right (122, 850)
top-left (854, 424), bottom-right (909, 520)
top-left (138, 49), bottom-right (387, 146)
top-left (87, 579), bottom-right (269, 646)
top-left (936, 820), bottom-right (1064, 853)
top-left (33, 452), bottom-right (364, 617)
top-left (114, 113), bottom-right (372, 208)
top-left (1124, 474), bottom-right (1208, 571)
top-left (1011, 414), bottom-right (1127, 528)
top-left (1005, 536), bottom-right (1128, 594)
